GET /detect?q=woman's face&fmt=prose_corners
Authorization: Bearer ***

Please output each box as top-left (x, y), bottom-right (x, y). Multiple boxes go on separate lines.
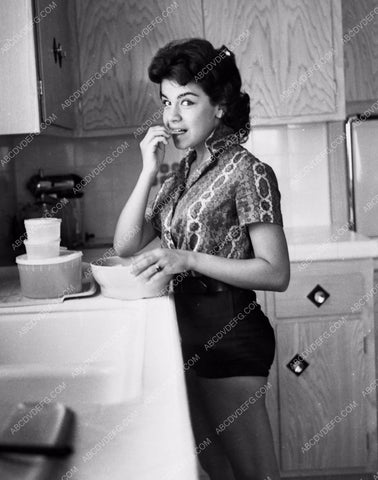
top-left (161, 78), bottom-right (222, 152)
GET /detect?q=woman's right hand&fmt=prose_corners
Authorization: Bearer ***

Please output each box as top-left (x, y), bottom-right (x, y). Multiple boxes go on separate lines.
top-left (140, 126), bottom-right (171, 176)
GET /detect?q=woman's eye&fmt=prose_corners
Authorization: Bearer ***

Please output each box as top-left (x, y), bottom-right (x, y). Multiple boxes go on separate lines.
top-left (162, 99), bottom-right (170, 107)
top-left (182, 100), bottom-right (194, 106)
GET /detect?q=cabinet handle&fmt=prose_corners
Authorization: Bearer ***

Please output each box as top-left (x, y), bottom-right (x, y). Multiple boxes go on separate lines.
top-left (287, 354), bottom-right (309, 376)
top-left (314, 291), bottom-right (327, 304)
top-left (307, 284), bottom-right (330, 308)
top-left (53, 37), bottom-right (66, 68)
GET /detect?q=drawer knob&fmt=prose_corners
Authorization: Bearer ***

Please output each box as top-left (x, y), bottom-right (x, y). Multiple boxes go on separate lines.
top-left (307, 284), bottom-right (330, 308)
top-left (287, 354), bottom-right (309, 376)
top-left (314, 291), bottom-right (327, 304)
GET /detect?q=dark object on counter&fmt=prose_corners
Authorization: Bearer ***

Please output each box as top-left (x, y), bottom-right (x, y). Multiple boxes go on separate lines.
top-left (20, 169), bottom-right (85, 249)
top-left (27, 171), bottom-right (83, 199)
top-left (0, 402), bottom-right (75, 457)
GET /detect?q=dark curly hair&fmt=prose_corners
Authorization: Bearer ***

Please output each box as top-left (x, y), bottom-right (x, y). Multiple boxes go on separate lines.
top-left (148, 38), bottom-right (250, 143)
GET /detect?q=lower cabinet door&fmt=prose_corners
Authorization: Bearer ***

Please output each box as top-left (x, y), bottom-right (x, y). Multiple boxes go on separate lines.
top-left (276, 317), bottom-right (367, 473)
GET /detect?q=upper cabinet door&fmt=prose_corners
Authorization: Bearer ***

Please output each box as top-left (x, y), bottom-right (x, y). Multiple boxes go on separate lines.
top-left (204, 0), bottom-right (345, 125)
top-left (34, 0), bottom-right (75, 129)
top-left (0, 0), bottom-right (75, 135)
top-left (342, 0), bottom-right (378, 104)
top-left (0, 0), bottom-right (40, 134)
top-left (75, 0), bottom-right (203, 133)
top-left (204, 0), bottom-right (282, 121)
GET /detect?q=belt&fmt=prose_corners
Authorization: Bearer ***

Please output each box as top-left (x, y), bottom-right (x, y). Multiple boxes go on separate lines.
top-left (171, 274), bottom-right (235, 294)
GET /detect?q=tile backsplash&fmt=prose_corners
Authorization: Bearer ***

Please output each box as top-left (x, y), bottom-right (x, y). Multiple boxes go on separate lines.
top-left (5, 121), bottom-right (330, 250)
top-left (245, 122), bottom-right (330, 228)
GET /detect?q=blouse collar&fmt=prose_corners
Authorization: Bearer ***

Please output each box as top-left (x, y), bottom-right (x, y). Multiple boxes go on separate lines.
top-left (184, 123), bottom-right (239, 163)
top-left (179, 123), bottom-right (240, 191)
top-left (204, 123), bottom-right (239, 158)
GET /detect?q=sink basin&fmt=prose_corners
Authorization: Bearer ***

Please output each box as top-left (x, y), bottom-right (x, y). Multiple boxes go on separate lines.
top-left (0, 307), bottom-right (146, 407)
top-left (0, 363), bottom-right (126, 405)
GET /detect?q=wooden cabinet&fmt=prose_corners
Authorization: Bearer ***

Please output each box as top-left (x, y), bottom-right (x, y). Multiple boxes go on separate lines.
top-left (7, 1), bottom-right (371, 134)
top-left (203, 0), bottom-right (345, 126)
top-left (72, 0), bottom-right (346, 135)
top-left (342, 0), bottom-right (378, 107)
top-left (0, 0), bottom-right (75, 134)
top-left (74, 0), bottom-right (203, 135)
top-left (266, 258), bottom-right (377, 476)
top-left (34, 0), bottom-right (75, 129)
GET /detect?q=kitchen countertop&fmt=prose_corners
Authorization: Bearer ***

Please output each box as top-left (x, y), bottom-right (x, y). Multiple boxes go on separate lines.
top-left (80, 226), bottom-right (378, 266)
top-left (0, 293), bottom-right (200, 480)
top-left (284, 225), bottom-right (378, 262)
top-left (0, 265), bottom-right (164, 314)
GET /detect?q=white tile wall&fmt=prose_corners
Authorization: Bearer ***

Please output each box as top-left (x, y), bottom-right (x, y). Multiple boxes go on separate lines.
top-left (245, 123), bottom-right (331, 228)
top-left (8, 121), bottom-right (331, 244)
top-left (12, 135), bottom-right (143, 243)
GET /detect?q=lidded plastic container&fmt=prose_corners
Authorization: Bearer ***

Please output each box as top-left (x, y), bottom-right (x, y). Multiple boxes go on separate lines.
top-left (24, 218), bottom-right (61, 243)
top-left (24, 238), bottom-right (60, 259)
top-left (16, 251), bottom-right (82, 298)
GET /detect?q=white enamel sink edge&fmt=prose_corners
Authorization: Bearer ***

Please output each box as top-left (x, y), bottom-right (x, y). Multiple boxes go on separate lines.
top-left (0, 302), bottom-right (147, 407)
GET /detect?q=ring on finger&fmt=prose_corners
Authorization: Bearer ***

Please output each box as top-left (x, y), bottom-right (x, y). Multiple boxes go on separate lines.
top-left (155, 264), bottom-right (163, 273)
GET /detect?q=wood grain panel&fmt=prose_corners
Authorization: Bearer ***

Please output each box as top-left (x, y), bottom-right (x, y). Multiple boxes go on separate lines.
top-left (374, 269), bottom-right (378, 315)
top-left (203, 0), bottom-right (282, 120)
top-left (76, 0), bottom-right (203, 131)
top-left (264, 291), bottom-right (280, 464)
top-left (265, 349), bottom-right (279, 462)
top-left (277, 318), bottom-right (367, 471)
top-left (204, 0), bottom-right (345, 125)
top-left (34, 0), bottom-right (75, 129)
top-left (275, 267), bottom-right (365, 319)
top-left (342, 0), bottom-right (378, 102)
top-left (278, 0), bottom-right (338, 116)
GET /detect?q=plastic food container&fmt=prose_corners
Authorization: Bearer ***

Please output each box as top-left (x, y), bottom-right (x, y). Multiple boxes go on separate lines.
top-left (16, 251), bottom-right (82, 298)
top-left (24, 239), bottom-right (60, 259)
top-left (91, 256), bottom-right (172, 300)
top-left (24, 218), bottom-right (61, 243)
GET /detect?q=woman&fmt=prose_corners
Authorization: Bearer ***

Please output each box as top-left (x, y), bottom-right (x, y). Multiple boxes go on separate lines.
top-left (114, 38), bottom-right (290, 480)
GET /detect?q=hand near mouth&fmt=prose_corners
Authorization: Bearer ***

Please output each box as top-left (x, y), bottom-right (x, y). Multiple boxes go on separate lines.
top-left (139, 125), bottom-right (172, 175)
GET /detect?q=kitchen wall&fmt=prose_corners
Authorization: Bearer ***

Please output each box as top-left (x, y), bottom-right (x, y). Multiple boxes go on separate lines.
top-left (3, 121), bottom-right (330, 249)
top-left (0, 121), bottom-right (330, 263)
top-left (11, 133), bottom-right (143, 246)
top-left (246, 122), bottom-right (330, 229)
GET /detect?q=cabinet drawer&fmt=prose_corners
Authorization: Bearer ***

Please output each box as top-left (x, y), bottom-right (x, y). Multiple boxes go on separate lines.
top-left (275, 268), bottom-right (366, 319)
top-left (374, 269), bottom-right (378, 315)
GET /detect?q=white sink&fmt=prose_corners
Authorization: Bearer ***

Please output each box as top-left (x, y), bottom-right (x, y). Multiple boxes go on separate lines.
top-left (0, 307), bottom-right (146, 406)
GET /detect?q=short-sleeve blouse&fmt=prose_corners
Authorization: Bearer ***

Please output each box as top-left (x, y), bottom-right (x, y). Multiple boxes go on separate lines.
top-left (145, 123), bottom-right (283, 260)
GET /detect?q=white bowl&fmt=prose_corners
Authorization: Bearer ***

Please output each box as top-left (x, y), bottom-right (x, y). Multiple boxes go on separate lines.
top-left (24, 238), bottom-right (60, 259)
top-left (90, 256), bottom-right (172, 300)
top-left (24, 217), bottom-right (61, 243)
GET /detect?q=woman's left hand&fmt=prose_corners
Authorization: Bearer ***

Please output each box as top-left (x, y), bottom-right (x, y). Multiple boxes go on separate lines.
top-left (130, 248), bottom-right (193, 281)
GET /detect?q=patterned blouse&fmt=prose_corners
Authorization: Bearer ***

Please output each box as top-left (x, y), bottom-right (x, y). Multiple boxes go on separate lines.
top-left (146, 123), bottom-right (283, 261)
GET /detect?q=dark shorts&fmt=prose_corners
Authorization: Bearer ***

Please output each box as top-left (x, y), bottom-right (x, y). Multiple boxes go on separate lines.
top-left (174, 287), bottom-right (275, 378)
